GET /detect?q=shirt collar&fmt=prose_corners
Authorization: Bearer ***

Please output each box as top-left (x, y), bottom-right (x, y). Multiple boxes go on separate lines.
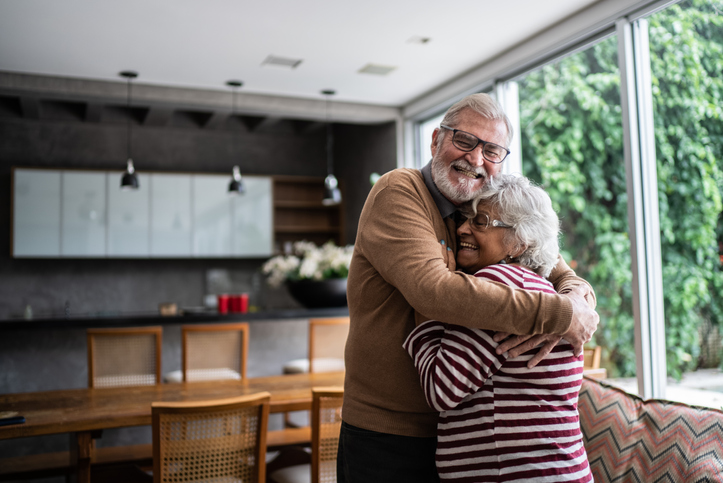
top-left (421, 161), bottom-right (457, 219)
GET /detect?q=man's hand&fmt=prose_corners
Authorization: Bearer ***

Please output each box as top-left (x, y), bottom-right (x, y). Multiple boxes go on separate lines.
top-left (493, 285), bottom-right (599, 367)
top-left (494, 333), bottom-right (564, 368)
top-left (561, 284), bottom-right (599, 356)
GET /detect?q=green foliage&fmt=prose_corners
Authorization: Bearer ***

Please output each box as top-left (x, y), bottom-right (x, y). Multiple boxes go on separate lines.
top-left (519, 0), bottom-right (723, 378)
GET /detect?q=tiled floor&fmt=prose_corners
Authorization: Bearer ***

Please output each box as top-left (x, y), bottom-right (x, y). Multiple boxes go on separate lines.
top-left (604, 368), bottom-right (723, 410)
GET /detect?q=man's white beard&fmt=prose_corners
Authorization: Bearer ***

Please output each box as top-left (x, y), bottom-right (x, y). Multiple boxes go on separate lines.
top-left (431, 156), bottom-right (488, 204)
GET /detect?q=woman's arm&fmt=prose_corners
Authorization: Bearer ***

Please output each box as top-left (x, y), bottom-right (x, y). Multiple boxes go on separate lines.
top-left (403, 321), bottom-right (507, 411)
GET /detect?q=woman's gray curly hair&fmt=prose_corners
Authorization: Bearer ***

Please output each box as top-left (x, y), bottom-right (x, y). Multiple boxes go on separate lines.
top-left (461, 174), bottom-right (560, 277)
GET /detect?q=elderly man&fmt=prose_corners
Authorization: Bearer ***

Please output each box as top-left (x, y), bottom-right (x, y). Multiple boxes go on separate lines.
top-left (337, 93), bottom-right (599, 483)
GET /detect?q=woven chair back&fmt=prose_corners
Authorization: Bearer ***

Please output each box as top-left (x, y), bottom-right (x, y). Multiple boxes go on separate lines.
top-left (182, 323), bottom-right (249, 382)
top-left (152, 392), bottom-right (270, 483)
top-left (311, 387), bottom-right (343, 483)
top-left (309, 318), bottom-right (349, 372)
top-left (87, 326), bottom-right (162, 388)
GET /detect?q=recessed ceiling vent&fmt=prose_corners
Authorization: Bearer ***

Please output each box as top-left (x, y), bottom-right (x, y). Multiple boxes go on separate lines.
top-left (262, 55), bottom-right (303, 69)
top-left (407, 36), bottom-right (431, 44)
top-left (358, 63), bottom-right (397, 76)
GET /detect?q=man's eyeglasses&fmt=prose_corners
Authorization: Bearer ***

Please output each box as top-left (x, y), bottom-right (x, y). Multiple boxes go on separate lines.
top-left (468, 213), bottom-right (513, 232)
top-left (440, 125), bottom-right (510, 164)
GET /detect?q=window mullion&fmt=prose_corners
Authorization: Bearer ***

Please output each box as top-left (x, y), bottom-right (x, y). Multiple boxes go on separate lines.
top-left (617, 17), bottom-right (667, 399)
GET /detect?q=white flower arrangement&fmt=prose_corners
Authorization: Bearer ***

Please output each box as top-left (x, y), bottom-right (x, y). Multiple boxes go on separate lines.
top-left (261, 241), bottom-right (354, 288)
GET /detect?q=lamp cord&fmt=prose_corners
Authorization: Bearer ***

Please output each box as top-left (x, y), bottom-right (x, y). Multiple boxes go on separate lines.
top-left (325, 94), bottom-right (333, 176)
top-left (126, 76), bottom-right (132, 161)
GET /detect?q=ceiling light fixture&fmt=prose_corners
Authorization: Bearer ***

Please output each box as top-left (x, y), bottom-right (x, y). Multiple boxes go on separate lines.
top-left (120, 70), bottom-right (139, 190)
top-left (226, 80), bottom-right (246, 195)
top-left (321, 89), bottom-right (341, 206)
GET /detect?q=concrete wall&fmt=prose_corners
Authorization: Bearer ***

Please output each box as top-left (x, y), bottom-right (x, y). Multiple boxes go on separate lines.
top-left (0, 95), bottom-right (396, 475)
top-left (0, 112), bottom-right (396, 320)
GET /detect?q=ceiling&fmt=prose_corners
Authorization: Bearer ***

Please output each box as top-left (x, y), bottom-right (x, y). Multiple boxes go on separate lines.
top-left (0, 0), bottom-right (602, 108)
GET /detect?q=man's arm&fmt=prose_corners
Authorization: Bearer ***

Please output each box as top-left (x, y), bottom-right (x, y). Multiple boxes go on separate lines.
top-left (355, 171), bottom-right (573, 336)
top-left (495, 256), bottom-right (599, 365)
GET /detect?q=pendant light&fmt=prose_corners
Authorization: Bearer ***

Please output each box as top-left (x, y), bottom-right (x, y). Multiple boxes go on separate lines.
top-left (227, 80), bottom-right (246, 195)
top-left (321, 89), bottom-right (342, 206)
top-left (119, 71), bottom-right (140, 190)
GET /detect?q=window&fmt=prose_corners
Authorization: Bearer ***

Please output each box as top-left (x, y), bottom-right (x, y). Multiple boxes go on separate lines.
top-left (516, 36), bottom-right (635, 379)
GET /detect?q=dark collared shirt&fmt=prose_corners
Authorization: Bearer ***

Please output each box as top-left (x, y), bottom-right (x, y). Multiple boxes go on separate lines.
top-left (421, 161), bottom-right (457, 220)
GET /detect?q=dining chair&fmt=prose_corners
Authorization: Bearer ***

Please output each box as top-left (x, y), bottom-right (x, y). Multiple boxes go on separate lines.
top-left (582, 345), bottom-right (606, 379)
top-left (151, 392), bottom-right (270, 483)
top-left (164, 322), bottom-right (249, 383)
top-left (87, 326), bottom-right (163, 388)
top-left (282, 317), bottom-right (348, 428)
top-left (267, 387), bottom-right (344, 483)
top-left (283, 317), bottom-right (350, 375)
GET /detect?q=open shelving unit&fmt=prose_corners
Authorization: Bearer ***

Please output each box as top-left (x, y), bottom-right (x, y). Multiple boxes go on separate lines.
top-left (272, 176), bottom-right (344, 251)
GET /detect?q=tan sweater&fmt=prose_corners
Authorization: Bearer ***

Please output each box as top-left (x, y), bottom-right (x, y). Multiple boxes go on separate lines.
top-left (343, 168), bottom-right (595, 438)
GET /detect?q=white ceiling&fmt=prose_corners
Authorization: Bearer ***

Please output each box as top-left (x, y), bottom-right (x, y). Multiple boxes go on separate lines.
top-left (0, 0), bottom-right (601, 107)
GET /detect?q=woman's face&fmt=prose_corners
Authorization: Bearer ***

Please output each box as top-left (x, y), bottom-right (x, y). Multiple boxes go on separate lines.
top-left (456, 202), bottom-right (513, 274)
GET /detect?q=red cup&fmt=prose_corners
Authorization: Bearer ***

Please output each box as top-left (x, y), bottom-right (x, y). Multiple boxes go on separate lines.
top-left (230, 295), bottom-right (242, 313)
top-left (239, 293), bottom-right (249, 314)
top-left (217, 294), bottom-right (230, 314)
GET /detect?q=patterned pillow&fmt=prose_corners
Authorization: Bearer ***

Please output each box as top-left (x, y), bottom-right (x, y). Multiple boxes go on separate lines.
top-left (578, 376), bottom-right (723, 482)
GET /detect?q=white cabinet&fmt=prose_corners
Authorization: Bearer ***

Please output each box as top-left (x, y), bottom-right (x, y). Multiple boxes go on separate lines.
top-left (61, 171), bottom-right (107, 256)
top-left (12, 168), bottom-right (273, 258)
top-left (107, 173), bottom-right (150, 257)
top-left (150, 174), bottom-right (192, 257)
top-left (192, 175), bottom-right (233, 257)
top-left (12, 169), bottom-right (61, 256)
top-left (232, 176), bottom-right (272, 256)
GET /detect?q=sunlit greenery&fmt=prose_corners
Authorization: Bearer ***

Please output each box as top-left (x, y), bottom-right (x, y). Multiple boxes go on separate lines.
top-left (518, 0), bottom-right (723, 378)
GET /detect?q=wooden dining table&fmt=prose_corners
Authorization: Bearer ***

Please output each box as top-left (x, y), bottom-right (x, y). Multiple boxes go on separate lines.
top-left (0, 371), bottom-right (345, 483)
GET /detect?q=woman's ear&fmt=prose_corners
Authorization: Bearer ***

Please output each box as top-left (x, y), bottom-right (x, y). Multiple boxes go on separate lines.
top-left (511, 244), bottom-right (528, 259)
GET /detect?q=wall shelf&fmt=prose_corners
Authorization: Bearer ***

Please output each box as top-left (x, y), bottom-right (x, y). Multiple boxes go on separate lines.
top-left (272, 176), bottom-right (344, 249)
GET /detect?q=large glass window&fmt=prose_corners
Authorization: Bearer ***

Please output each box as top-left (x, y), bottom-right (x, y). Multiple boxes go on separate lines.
top-left (517, 36), bottom-right (635, 379)
top-left (647, 0), bottom-right (723, 405)
top-left (416, 113), bottom-right (445, 166)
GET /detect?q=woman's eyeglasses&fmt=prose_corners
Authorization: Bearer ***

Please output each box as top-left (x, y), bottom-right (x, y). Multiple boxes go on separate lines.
top-left (468, 213), bottom-right (513, 231)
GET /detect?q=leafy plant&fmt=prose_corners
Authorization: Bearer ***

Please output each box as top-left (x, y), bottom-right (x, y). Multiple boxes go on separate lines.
top-left (518, 0), bottom-right (723, 378)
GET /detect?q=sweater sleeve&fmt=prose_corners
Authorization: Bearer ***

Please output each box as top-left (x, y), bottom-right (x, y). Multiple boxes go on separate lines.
top-left (355, 172), bottom-right (573, 336)
top-left (403, 321), bottom-right (506, 411)
top-left (549, 256), bottom-right (597, 309)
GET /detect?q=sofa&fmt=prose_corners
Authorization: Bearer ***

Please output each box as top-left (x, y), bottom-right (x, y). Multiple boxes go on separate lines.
top-left (579, 376), bottom-right (723, 482)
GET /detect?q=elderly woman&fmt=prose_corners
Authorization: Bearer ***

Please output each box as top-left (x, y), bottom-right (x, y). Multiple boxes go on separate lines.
top-left (404, 174), bottom-right (592, 483)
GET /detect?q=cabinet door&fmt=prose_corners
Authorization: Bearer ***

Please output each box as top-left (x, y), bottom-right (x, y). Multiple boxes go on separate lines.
top-left (150, 173), bottom-right (192, 256)
top-left (107, 173), bottom-right (150, 257)
top-left (12, 169), bottom-right (61, 257)
top-left (192, 175), bottom-right (232, 257)
top-left (232, 176), bottom-right (272, 257)
top-left (61, 171), bottom-right (107, 256)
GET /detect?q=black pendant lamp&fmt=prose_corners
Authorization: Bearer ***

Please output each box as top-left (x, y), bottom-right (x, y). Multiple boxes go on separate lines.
top-left (227, 80), bottom-right (246, 195)
top-left (321, 89), bottom-right (342, 206)
top-left (120, 71), bottom-right (140, 190)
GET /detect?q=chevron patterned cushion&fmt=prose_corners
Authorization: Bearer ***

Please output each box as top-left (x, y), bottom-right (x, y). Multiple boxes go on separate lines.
top-left (578, 376), bottom-right (723, 482)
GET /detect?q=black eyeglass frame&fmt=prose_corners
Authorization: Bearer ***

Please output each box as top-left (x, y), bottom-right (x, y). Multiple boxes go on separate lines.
top-left (439, 125), bottom-right (510, 164)
top-left (468, 213), bottom-right (513, 232)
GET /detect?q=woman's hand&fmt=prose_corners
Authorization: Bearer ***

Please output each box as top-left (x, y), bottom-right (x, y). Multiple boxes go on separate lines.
top-left (493, 333), bottom-right (563, 368)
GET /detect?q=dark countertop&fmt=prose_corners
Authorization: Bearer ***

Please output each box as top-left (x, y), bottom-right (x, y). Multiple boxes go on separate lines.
top-left (0, 306), bottom-right (349, 330)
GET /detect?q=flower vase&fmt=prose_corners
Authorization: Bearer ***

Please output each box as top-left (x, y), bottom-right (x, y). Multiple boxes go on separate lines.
top-left (287, 278), bottom-right (348, 308)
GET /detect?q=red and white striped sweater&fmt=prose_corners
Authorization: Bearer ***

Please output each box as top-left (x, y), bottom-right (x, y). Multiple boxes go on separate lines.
top-left (404, 264), bottom-right (591, 483)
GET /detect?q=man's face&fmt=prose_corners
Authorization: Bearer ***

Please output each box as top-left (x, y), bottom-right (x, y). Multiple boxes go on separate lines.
top-left (430, 109), bottom-right (507, 205)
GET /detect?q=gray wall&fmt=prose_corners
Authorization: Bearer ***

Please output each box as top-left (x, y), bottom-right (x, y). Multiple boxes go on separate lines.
top-left (0, 103), bottom-right (395, 472)
top-left (0, 109), bottom-right (396, 320)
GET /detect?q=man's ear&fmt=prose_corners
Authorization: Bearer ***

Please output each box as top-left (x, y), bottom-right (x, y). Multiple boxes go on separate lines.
top-left (431, 128), bottom-right (441, 157)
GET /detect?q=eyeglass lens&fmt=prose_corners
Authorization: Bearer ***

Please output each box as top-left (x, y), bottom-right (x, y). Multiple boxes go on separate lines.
top-left (470, 213), bottom-right (491, 231)
top-left (452, 131), bottom-right (507, 163)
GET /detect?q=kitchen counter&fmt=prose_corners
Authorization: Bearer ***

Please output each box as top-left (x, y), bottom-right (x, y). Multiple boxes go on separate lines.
top-left (0, 306), bottom-right (349, 330)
